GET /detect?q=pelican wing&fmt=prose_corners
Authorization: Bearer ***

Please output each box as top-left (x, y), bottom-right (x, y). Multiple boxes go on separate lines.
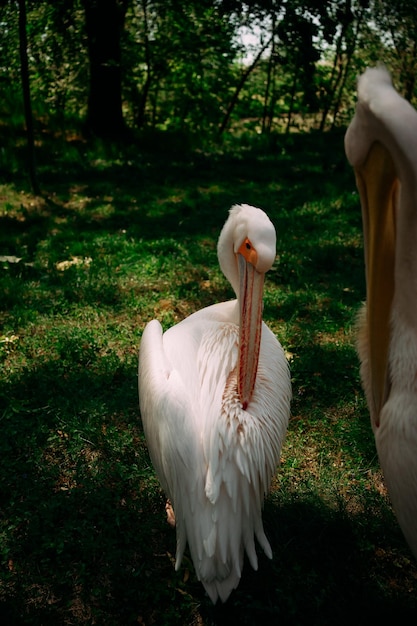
top-left (138, 318), bottom-right (201, 565)
top-left (138, 303), bottom-right (243, 590)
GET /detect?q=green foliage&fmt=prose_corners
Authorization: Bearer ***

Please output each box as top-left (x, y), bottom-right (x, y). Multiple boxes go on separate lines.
top-left (1, 132), bottom-right (417, 624)
top-left (4, 0), bottom-right (417, 144)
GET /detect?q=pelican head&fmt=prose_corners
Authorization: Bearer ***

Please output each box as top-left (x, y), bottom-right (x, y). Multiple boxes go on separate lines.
top-left (217, 204), bottom-right (276, 409)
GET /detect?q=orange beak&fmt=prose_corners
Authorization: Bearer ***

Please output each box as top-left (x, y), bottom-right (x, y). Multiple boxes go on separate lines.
top-left (237, 238), bottom-right (264, 410)
top-left (355, 141), bottom-right (398, 423)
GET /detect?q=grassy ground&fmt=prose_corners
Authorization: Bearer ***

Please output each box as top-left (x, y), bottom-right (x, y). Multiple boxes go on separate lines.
top-left (1, 130), bottom-right (417, 625)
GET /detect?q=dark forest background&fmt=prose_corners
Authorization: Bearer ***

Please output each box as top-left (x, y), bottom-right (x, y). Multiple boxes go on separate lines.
top-left (3, 1), bottom-right (417, 160)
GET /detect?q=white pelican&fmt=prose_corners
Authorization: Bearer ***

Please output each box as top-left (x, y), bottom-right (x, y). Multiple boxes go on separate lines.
top-left (138, 204), bottom-right (291, 603)
top-left (345, 66), bottom-right (417, 557)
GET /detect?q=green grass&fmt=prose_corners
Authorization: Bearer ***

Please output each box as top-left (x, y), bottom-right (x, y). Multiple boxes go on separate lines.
top-left (1, 131), bottom-right (417, 625)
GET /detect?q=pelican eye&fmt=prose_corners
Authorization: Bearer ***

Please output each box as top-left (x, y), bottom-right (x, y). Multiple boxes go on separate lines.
top-left (238, 237), bottom-right (258, 266)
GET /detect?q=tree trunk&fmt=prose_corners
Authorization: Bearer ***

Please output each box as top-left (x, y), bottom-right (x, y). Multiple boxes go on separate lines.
top-left (403, 38), bottom-right (417, 102)
top-left (136, 0), bottom-right (152, 128)
top-left (219, 35), bottom-right (273, 135)
top-left (262, 11), bottom-right (277, 134)
top-left (318, 9), bottom-right (350, 132)
top-left (331, 5), bottom-right (365, 129)
top-left (285, 67), bottom-right (298, 134)
top-left (82, 0), bottom-right (128, 138)
top-left (318, 49), bottom-right (344, 131)
top-left (262, 52), bottom-right (273, 134)
top-left (18, 0), bottom-right (40, 195)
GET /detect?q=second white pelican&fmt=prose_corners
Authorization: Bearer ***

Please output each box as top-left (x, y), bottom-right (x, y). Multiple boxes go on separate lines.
top-left (345, 66), bottom-right (417, 557)
top-left (138, 204), bottom-right (291, 602)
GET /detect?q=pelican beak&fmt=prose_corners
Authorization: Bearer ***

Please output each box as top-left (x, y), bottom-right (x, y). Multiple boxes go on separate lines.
top-left (355, 141), bottom-right (398, 423)
top-left (237, 238), bottom-right (264, 410)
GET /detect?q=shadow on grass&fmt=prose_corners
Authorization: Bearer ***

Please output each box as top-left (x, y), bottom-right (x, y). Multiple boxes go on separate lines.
top-left (1, 355), bottom-right (416, 625)
top-left (1, 482), bottom-right (416, 625)
top-left (202, 496), bottom-right (417, 626)
top-left (0, 356), bottom-right (166, 624)
top-left (0, 396), bottom-right (416, 623)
